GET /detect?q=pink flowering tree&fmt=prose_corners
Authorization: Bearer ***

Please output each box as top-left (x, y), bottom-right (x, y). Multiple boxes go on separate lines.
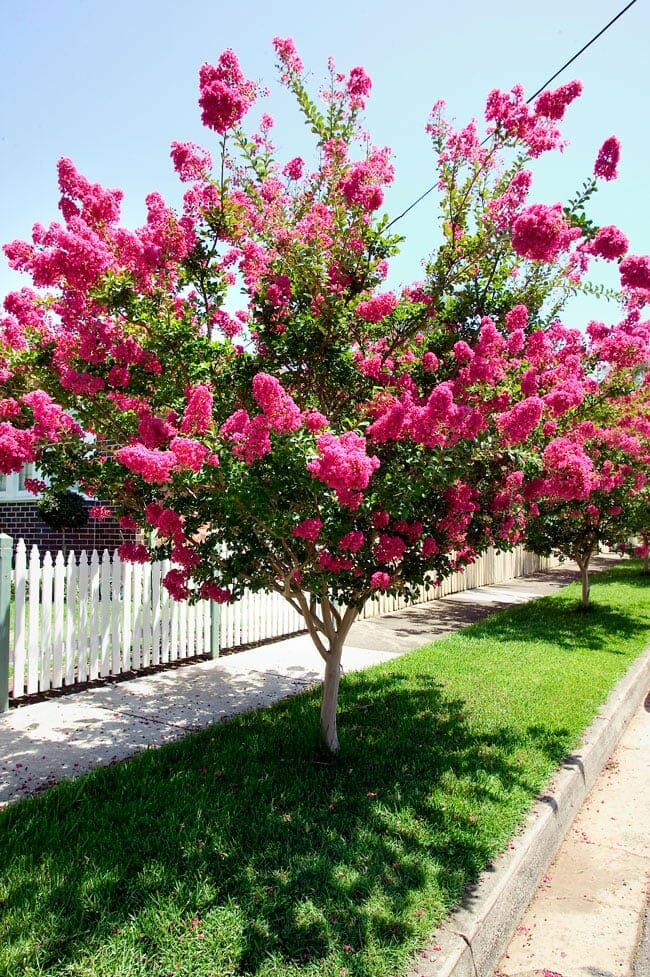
top-left (2, 42), bottom-right (649, 749)
top-left (523, 418), bottom-right (650, 608)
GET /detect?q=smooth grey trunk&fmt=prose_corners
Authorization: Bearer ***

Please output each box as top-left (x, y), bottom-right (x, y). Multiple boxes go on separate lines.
top-left (321, 639), bottom-right (343, 753)
top-left (574, 549), bottom-right (594, 609)
top-left (290, 588), bottom-right (359, 753)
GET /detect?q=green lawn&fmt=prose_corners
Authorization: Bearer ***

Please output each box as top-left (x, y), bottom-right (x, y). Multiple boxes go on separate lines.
top-left (1, 560), bottom-right (649, 977)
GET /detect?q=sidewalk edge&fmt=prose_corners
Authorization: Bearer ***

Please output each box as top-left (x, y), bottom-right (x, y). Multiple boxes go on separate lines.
top-left (406, 644), bottom-right (650, 977)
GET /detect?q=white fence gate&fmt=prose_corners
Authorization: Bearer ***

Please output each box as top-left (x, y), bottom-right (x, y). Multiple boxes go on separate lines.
top-left (6, 539), bottom-right (560, 703)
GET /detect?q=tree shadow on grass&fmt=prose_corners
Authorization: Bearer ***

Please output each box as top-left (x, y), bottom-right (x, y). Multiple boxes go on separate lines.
top-left (0, 666), bottom-right (575, 977)
top-left (458, 584), bottom-right (650, 653)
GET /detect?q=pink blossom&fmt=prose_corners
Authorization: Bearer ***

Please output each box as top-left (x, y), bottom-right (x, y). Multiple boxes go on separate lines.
top-left (373, 533), bottom-right (407, 564)
top-left (338, 147), bottom-right (394, 213)
top-left (119, 515), bottom-right (138, 530)
top-left (137, 413), bottom-right (176, 449)
top-left (505, 304), bottom-right (528, 332)
top-left (170, 436), bottom-right (209, 472)
top-left (170, 141), bottom-right (213, 182)
top-left (338, 530), bottom-right (365, 552)
top-left (594, 136), bottom-right (620, 181)
top-left (304, 410), bottom-right (329, 432)
top-left (89, 506), bottom-right (112, 521)
top-left (180, 384), bottom-right (213, 435)
top-left (307, 431), bottom-right (380, 495)
top-left (356, 291), bottom-right (398, 323)
top-left (163, 568), bottom-right (190, 600)
top-left (23, 477), bottom-right (46, 495)
top-left (497, 398), bottom-right (544, 444)
top-left (0, 423), bottom-right (37, 474)
top-left (422, 351), bottom-right (438, 372)
top-left (200, 583), bottom-right (232, 603)
top-left (156, 508), bottom-right (185, 544)
top-left (511, 203), bottom-right (580, 262)
top-left (273, 36), bottom-right (304, 76)
top-left (421, 536), bottom-right (439, 557)
top-left (292, 517), bottom-right (323, 542)
top-left (117, 542), bottom-right (150, 564)
top-left (282, 157), bottom-right (304, 181)
top-left (370, 571), bottom-right (391, 589)
top-left (346, 66), bottom-right (372, 109)
top-left (373, 511), bottom-right (390, 529)
top-left (171, 545), bottom-right (200, 570)
top-left (590, 225), bottom-right (628, 261)
top-left (220, 410), bottom-right (272, 464)
top-left (620, 255), bottom-right (650, 291)
top-left (318, 551), bottom-right (353, 572)
top-left (115, 445), bottom-right (175, 483)
top-left (534, 81), bottom-right (582, 120)
top-left (199, 50), bottom-right (256, 134)
top-left (543, 438), bottom-right (596, 499)
top-left (252, 373), bottom-right (302, 432)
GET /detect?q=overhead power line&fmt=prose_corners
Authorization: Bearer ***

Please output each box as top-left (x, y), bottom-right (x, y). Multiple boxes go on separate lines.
top-left (386, 0), bottom-right (638, 230)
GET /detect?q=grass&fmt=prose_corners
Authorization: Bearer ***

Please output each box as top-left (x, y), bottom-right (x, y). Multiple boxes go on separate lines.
top-left (1, 560), bottom-right (650, 977)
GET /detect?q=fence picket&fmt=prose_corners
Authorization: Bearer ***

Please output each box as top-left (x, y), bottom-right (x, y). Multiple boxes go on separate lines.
top-left (26, 546), bottom-right (40, 694)
top-left (52, 552), bottom-right (65, 688)
top-left (12, 540), bottom-right (27, 697)
top-left (89, 551), bottom-right (100, 681)
top-left (100, 551), bottom-right (111, 677)
top-left (40, 552), bottom-right (54, 691)
top-left (77, 552), bottom-right (89, 683)
top-left (65, 552), bottom-right (77, 686)
top-left (111, 554), bottom-right (122, 674)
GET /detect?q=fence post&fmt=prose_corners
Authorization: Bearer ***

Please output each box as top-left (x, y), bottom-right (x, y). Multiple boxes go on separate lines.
top-left (0, 533), bottom-right (13, 714)
top-left (209, 602), bottom-right (221, 659)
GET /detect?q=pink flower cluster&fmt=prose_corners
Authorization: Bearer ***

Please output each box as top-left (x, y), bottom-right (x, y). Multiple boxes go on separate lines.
top-left (199, 50), bottom-right (256, 134)
top-left (220, 410), bottom-right (272, 464)
top-left (307, 432), bottom-right (380, 506)
top-left (497, 397), bottom-right (544, 446)
top-left (356, 291), bottom-right (398, 323)
top-left (273, 36), bottom-right (304, 78)
top-left (511, 203), bottom-right (580, 262)
top-left (115, 445), bottom-right (175, 483)
top-left (589, 225), bottom-right (629, 261)
top-left (485, 81), bottom-right (582, 156)
top-left (170, 141), bottom-right (213, 183)
top-left (542, 438), bottom-right (597, 500)
top-left (620, 255), bottom-right (650, 291)
top-left (338, 147), bottom-right (394, 213)
top-left (346, 66), bottom-right (372, 109)
top-left (292, 517), bottom-right (323, 542)
top-left (594, 137), bottom-right (620, 181)
top-left (180, 384), bottom-right (214, 435)
top-left (252, 373), bottom-right (302, 432)
top-left (373, 533), bottom-right (407, 564)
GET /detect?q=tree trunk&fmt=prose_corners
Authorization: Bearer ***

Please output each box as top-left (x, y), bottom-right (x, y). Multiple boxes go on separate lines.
top-left (576, 554), bottom-right (592, 609)
top-left (580, 563), bottom-right (590, 608)
top-left (320, 639), bottom-right (343, 753)
top-left (290, 590), bottom-right (359, 753)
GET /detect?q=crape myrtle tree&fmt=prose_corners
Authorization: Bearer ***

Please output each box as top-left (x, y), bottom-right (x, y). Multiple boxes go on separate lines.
top-left (523, 397), bottom-right (650, 608)
top-left (2, 39), bottom-right (650, 750)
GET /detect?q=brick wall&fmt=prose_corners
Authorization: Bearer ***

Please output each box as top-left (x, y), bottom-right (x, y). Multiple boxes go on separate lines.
top-left (0, 501), bottom-right (130, 555)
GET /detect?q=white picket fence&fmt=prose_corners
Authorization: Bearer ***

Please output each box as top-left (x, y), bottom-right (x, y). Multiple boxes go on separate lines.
top-left (8, 539), bottom-right (559, 701)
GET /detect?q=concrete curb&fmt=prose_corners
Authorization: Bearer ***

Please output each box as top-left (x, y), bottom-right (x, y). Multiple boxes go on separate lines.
top-left (407, 645), bottom-right (650, 977)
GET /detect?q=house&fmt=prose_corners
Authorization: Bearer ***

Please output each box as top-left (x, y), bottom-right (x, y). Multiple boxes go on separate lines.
top-left (0, 464), bottom-right (127, 553)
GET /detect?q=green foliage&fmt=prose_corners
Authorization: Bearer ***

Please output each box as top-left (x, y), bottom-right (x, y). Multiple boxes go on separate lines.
top-left (36, 490), bottom-right (89, 532)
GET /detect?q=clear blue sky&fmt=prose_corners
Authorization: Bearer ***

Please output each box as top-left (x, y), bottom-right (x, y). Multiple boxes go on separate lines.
top-left (1, 0), bottom-right (648, 326)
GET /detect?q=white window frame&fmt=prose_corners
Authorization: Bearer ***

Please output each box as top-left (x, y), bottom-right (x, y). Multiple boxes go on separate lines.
top-left (0, 464), bottom-right (40, 501)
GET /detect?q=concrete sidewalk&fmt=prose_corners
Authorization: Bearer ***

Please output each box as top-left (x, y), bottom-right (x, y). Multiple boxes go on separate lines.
top-left (1, 554), bottom-right (648, 977)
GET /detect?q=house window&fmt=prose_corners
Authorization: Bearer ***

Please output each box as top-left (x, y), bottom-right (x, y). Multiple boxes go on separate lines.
top-left (0, 464), bottom-right (39, 501)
